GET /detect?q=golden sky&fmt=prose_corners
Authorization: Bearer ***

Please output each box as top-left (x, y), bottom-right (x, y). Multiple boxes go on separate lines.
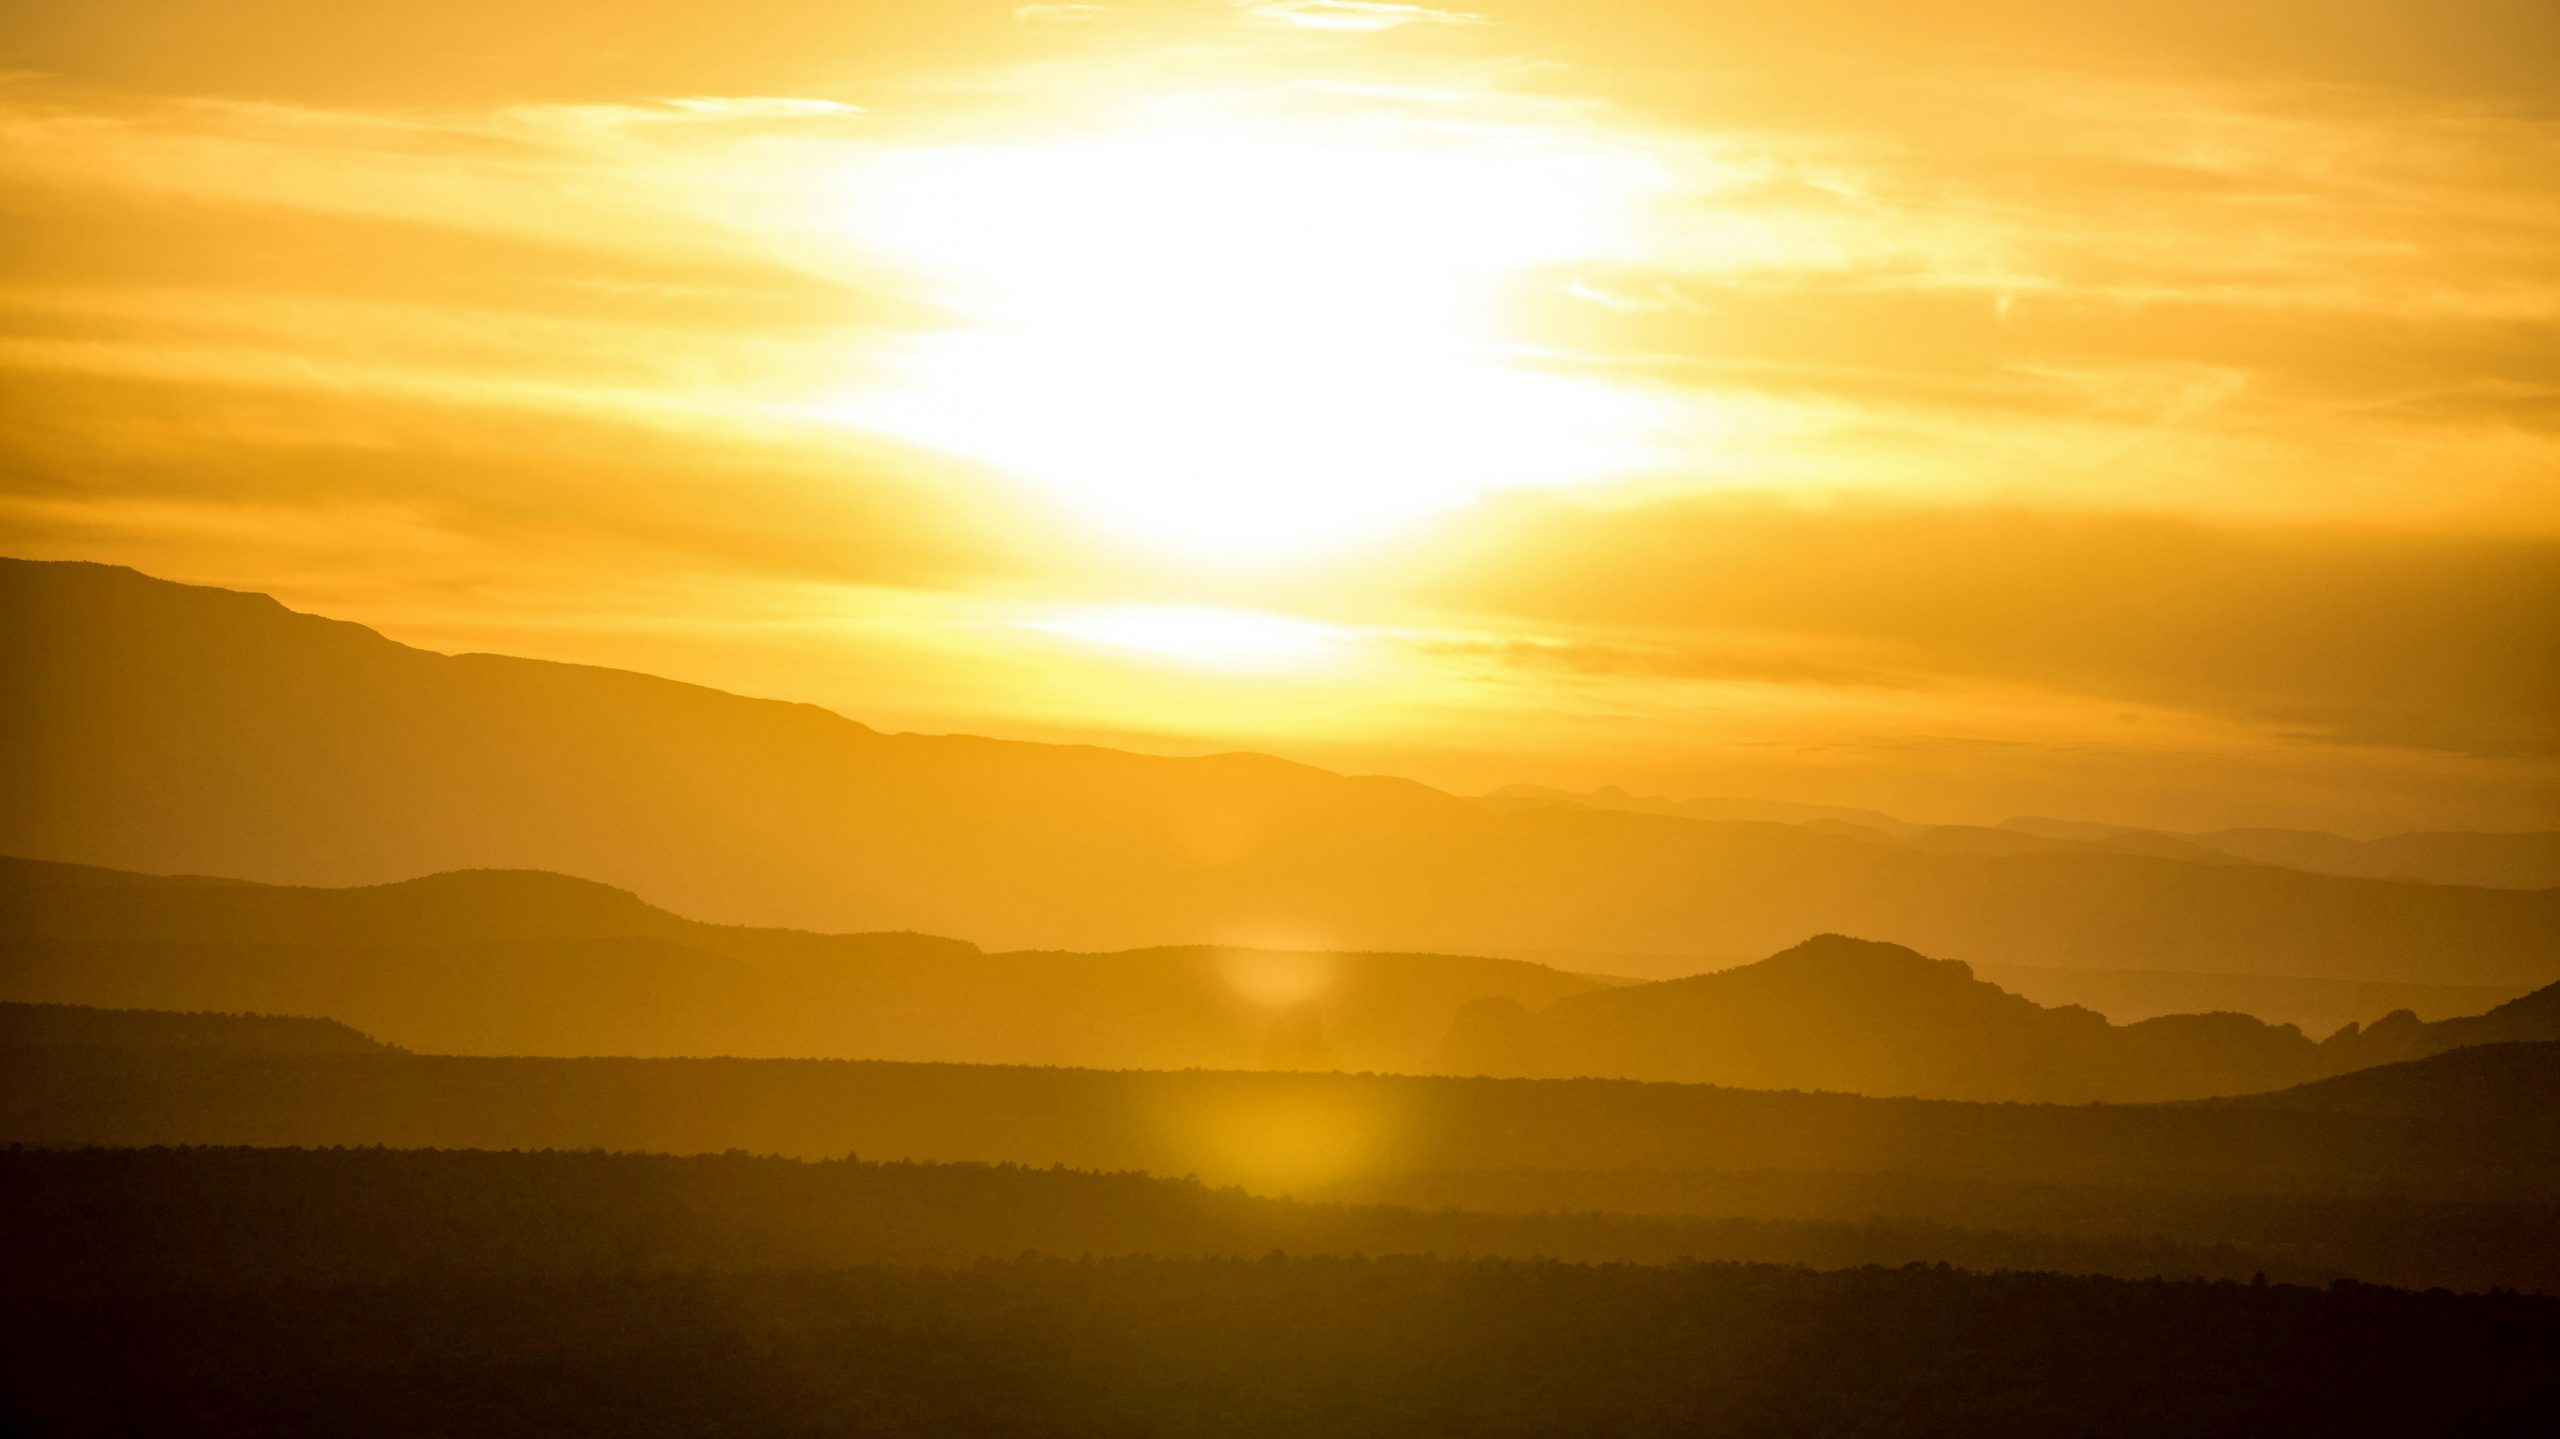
top-left (2, 1), bottom-right (2555, 831)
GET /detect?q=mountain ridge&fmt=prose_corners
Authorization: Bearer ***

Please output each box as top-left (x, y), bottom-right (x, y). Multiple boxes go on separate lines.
top-left (8, 856), bottom-right (2553, 1102)
top-left (0, 854), bottom-right (1599, 1072)
top-left (1449, 934), bottom-right (2560, 1102)
top-left (8, 557), bottom-right (2555, 984)
top-left (1446, 935), bottom-right (2264, 1101)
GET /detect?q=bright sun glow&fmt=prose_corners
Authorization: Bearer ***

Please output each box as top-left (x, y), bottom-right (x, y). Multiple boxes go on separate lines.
top-left (1019, 603), bottom-right (1355, 671)
top-left (820, 95), bottom-right (1676, 559)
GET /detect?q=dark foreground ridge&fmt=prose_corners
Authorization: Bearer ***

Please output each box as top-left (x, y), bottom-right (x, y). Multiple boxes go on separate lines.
top-left (6, 1253), bottom-right (2552, 1439)
top-left (10, 1021), bottom-right (2560, 1293)
top-left (14, 1011), bottom-right (2557, 1195)
top-left (0, 1145), bottom-right (2372, 1292)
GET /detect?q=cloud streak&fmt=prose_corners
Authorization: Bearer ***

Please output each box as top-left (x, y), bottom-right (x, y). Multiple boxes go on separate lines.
top-left (1236, 2), bottom-right (1487, 34)
top-left (1417, 496), bottom-right (2560, 757)
top-left (2, 1), bottom-right (2555, 829)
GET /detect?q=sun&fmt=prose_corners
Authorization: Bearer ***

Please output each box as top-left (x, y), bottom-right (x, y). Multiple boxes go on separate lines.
top-left (820, 91), bottom-right (1671, 561)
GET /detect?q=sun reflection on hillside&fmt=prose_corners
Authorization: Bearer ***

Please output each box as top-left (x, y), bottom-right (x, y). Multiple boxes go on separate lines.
top-left (1217, 948), bottom-right (1341, 1009)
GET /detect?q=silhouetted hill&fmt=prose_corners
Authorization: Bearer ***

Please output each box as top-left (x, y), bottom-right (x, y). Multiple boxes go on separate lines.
top-left (1446, 936), bottom-right (2307, 1101)
top-left (1443, 935), bottom-right (2560, 1102)
top-left (1, 855), bottom-right (690, 944)
top-left (7, 1033), bottom-right (2559, 1292)
top-left (0, 1001), bottom-right (396, 1056)
top-left (2319, 984), bottom-right (2560, 1075)
top-left (1971, 963), bottom-right (2531, 1036)
top-left (13, 1023), bottom-right (2556, 1200)
top-left (0, 856), bottom-right (1601, 1069)
top-left (2221, 1042), bottom-right (2560, 1129)
top-left (1483, 947), bottom-right (2534, 1030)
top-left (14, 860), bottom-right (2552, 1099)
top-left (9, 560), bottom-right (2554, 984)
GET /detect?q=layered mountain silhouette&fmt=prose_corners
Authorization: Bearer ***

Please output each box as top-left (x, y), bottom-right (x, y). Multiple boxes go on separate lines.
top-left (14, 999), bottom-right (2560, 1295)
top-left (10, 998), bottom-right (2557, 1206)
top-left (15, 1146), bottom-right (2555, 1434)
top-left (0, 999), bottom-right (396, 1057)
top-left (8, 856), bottom-right (2552, 1102)
top-left (2318, 983), bottom-right (2560, 1076)
top-left (2213, 1041), bottom-right (2560, 1134)
top-left (1444, 934), bottom-right (2560, 1102)
top-left (1961, 963), bottom-right (2530, 1040)
top-left (0, 856), bottom-right (1598, 1071)
top-left (7, 559), bottom-right (2555, 986)
top-left (1504, 785), bottom-right (2560, 889)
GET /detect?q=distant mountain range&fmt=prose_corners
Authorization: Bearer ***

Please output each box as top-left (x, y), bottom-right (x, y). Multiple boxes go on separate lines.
top-left (0, 856), bottom-right (1599, 1073)
top-left (1492, 786), bottom-right (2560, 889)
top-left (6, 559), bottom-right (2555, 986)
top-left (8, 856), bottom-right (2553, 1103)
top-left (1966, 962), bottom-right (2529, 1038)
top-left (1447, 933), bottom-right (2560, 1102)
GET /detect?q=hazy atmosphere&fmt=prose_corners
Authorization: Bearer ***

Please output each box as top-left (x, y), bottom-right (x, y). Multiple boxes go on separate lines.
top-left (4, 5), bottom-right (2557, 1437)
top-left (5, 1), bottom-right (2556, 831)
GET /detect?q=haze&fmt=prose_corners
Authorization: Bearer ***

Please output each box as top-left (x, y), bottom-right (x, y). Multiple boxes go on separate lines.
top-left (4, 1), bottom-right (2555, 833)
top-left (11, 7), bottom-right (2560, 1434)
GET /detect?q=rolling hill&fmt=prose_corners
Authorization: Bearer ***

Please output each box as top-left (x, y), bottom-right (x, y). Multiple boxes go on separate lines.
top-left (6, 558), bottom-right (2555, 986)
top-left (10, 1005), bottom-right (2560, 1297)
top-left (1445, 935), bottom-right (2560, 1102)
top-left (1445, 935), bottom-right (2311, 1101)
top-left (2220, 1040), bottom-right (2560, 1127)
top-left (9, 859), bottom-right (2553, 1101)
top-left (0, 857), bottom-right (1601, 1071)
top-left (0, 1000), bottom-right (398, 1057)
top-left (12, 1001), bottom-right (2557, 1201)
top-left (1964, 964), bottom-right (2530, 1037)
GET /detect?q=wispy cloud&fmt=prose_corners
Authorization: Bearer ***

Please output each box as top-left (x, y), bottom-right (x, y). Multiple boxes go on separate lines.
top-left (1420, 495), bottom-right (2560, 757)
top-left (1412, 632), bottom-right (1927, 692)
top-left (660, 96), bottom-right (865, 120)
top-left (1235, 2), bottom-right (1487, 34)
top-left (5, 2), bottom-right (2557, 828)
